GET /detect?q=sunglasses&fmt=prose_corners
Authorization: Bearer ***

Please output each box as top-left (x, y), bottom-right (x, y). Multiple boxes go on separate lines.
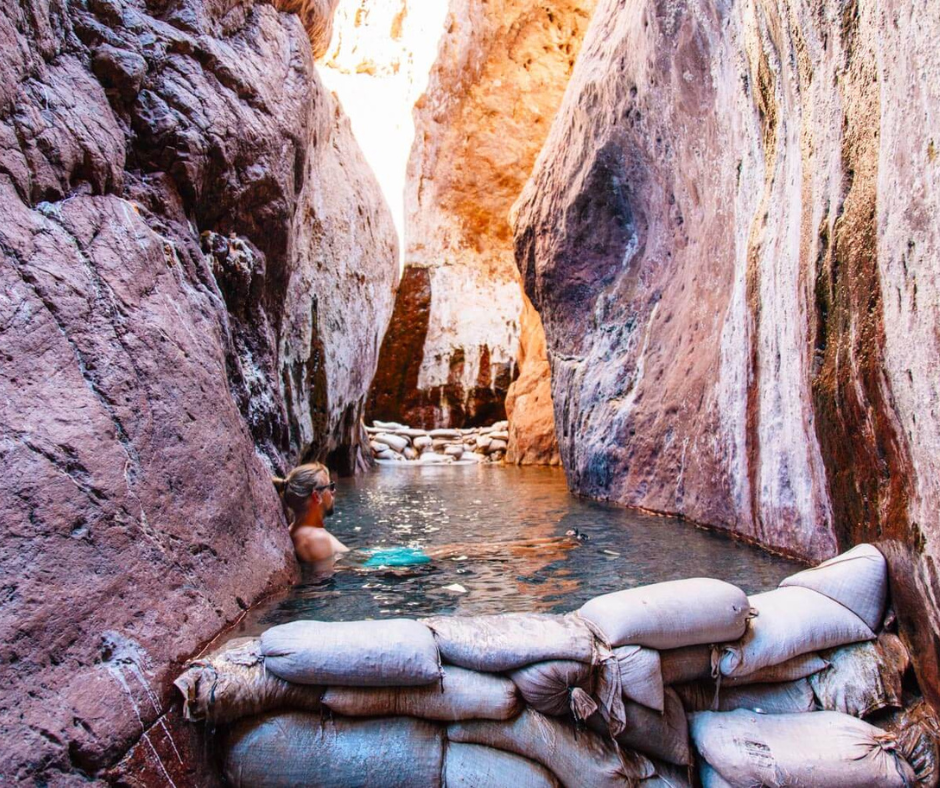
top-left (316, 482), bottom-right (336, 493)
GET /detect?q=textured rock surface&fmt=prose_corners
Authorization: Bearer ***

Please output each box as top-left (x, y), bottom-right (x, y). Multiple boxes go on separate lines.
top-left (369, 0), bottom-right (595, 429)
top-left (506, 294), bottom-right (560, 465)
top-left (0, 0), bottom-right (395, 783)
top-left (514, 0), bottom-right (940, 705)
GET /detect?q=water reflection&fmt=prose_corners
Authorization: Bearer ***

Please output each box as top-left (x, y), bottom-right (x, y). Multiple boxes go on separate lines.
top-left (227, 465), bottom-right (803, 637)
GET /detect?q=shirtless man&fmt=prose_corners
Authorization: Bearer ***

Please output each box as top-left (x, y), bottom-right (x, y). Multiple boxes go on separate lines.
top-left (273, 463), bottom-right (349, 563)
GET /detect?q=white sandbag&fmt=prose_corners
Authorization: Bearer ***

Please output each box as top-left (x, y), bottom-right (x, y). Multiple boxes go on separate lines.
top-left (661, 645), bottom-right (828, 686)
top-left (223, 711), bottom-right (444, 788)
top-left (674, 678), bottom-right (816, 714)
top-left (613, 645), bottom-right (664, 711)
top-left (509, 660), bottom-right (595, 719)
top-left (873, 700), bottom-right (940, 788)
top-left (424, 613), bottom-right (596, 672)
top-left (592, 688), bottom-right (690, 766)
top-left (689, 709), bottom-right (916, 788)
top-left (414, 435), bottom-right (433, 450)
top-left (448, 709), bottom-right (655, 788)
top-left (261, 619), bottom-right (440, 686)
top-left (579, 579), bottom-right (750, 649)
top-left (444, 743), bottom-right (561, 788)
top-left (780, 544), bottom-right (887, 631)
top-left (373, 420), bottom-right (407, 431)
top-left (321, 665), bottom-right (520, 721)
top-left (174, 638), bottom-right (322, 724)
top-left (811, 633), bottom-right (909, 717)
top-left (374, 433), bottom-right (410, 453)
top-left (719, 586), bottom-right (874, 677)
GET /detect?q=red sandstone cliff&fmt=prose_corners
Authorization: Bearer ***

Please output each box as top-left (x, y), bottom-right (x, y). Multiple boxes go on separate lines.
top-left (0, 0), bottom-right (396, 782)
top-left (514, 0), bottom-right (940, 706)
top-left (367, 0), bottom-right (595, 437)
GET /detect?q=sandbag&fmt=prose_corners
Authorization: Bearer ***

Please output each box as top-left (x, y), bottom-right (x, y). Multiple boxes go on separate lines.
top-left (261, 619), bottom-right (440, 686)
top-left (661, 645), bottom-right (827, 686)
top-left (780, 543), bottom-right (887, 631)
top-left (674, 678), bottom-right (816, 714)
top-left (699, 764), bottom-right (734, 788)
top-left (321, 665), bottom-right (520, 721)
top-left (448, 709), bottom-right (655, 788)
top-left (444, 742), bottom-right (561, 788)
top-left (590, 688), bottom-right (690, 766)
top-left (811, 632), bottom-right (909, 718)
top-left (579, 579), bottom-right (750, 649)
top-left (643, 760), bottom-right (694, 788)
top-left (873, 700), bottom-right (940, 788)
top-left (719, 586), bottom-right (874, 677)
top-left (509, 660), bottom-right (595, 719)
top-left (223, 712), bottom-right (444, 788)
top-left (424, 613), bottom-right (596, 672)
top-left (613, 645), bottom-right (664, 711)
top-left (689, 709), bottom-right (916, 788)
top-left (174, 638), bottom-right (323, 724)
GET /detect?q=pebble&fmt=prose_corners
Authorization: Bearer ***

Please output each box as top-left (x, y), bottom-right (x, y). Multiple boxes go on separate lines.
top-left (443, 583), bottom-right (468, 594)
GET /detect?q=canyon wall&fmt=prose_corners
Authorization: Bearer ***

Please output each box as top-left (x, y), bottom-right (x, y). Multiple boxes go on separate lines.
top-left (514, 0), bottom-right (940, 705)
top-left (367, 0), bottom-right (595, 433)
top-left (0, 0), bottom-right (396, 783)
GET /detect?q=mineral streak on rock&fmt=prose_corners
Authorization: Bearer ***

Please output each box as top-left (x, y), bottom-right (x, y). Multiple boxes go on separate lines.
top-left (513, 0), bottom-right (940, 703)
top-left (370, 0), bottom-right (596, 431)
top-left (0, 0), bottom-right (395, 782)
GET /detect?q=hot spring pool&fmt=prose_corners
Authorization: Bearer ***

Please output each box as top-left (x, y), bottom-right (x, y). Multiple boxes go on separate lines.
top-left (226, 465), bottom-right (803, 637)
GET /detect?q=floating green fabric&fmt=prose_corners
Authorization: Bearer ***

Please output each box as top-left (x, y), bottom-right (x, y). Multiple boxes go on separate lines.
top-left (364, 547), bottom-right (432, 567)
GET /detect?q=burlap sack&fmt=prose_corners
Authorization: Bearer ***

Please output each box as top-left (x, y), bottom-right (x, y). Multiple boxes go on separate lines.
top-left (222, 712), bottom-right (444, 788)
top-left (674, 678), bottom-right (816, 714)
top-left (594, 688), bottom-right (691, 766)
top-left (579, 579), bottom-right (750, 649)
top-left (873, 700), bottom-right (940, 788)
top-left (811, 633), bottom-right (909, 718)
top-left (424, 613), bottom-right (596, 672)
top-left (173, 638), bottom-right (322, 724)
top-left (444, 742), bottom-right (561, 788)
top-left (780, 544), bottom-right (887, 631)
top-left (509, 660), bottom-right (596, 719)
top-left (321, 665), bottom-right (520, 721)
top-left (690, 709), bottom-right (916, 787)
top-left (719, 587), bottom-right (874, 677)
top-left (261, 619), bottom-right (440, 686)
top-left (448, 709), bottom-right (655, 788)
top-left (661, 645), bottom-right (827, 686)
top-left (613, 645), bottom-right (664, 711)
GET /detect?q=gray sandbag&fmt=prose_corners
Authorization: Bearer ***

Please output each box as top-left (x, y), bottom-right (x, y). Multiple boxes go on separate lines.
top-left (424, 613), bottom-right (596, 672)
top-left (699, 764), bottom-right (734, 788)
top-left (719, 586), bottom-right (874, 678)
top-left (811, 632), bottom-right (909, 717)
top-left (689, 709), bottom-right (917, 788)
top-left (661, 645), bottom-right (827, 686)
top-left (579, 579), bottom-right (750, 649)
top-left (444, 742), bottom-right (561, 788)
top-left (614, 645), bottom-right (664, 711)
top-left (321, 665), bottom-right (520, 721)
top-left (674, 678), bottom-right (816, 714)
top-left (643, 760), bottom-right (694, 788)
top-left (223, 711), bottom-right (444, 788)
top-left (261, 618), bottom-right (440, 686)
top-left (509, 660), bottom-right (596, 719)
top-left (448, 708), bottom-right (655, 788)
top-left (780, 543), bottom-right (887, 631)
top-left (174, 637), bottom-right (322, 724)
top-left (590, 688), bottom-right (691, 766)
top-left (873, 700), bottom-right (940, 788)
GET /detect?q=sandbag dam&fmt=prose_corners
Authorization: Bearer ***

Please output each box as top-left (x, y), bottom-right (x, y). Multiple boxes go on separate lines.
top-left (2, 0), bottom-right (939, 786)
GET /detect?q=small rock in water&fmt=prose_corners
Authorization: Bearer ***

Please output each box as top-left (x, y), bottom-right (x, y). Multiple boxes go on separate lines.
top-left (443, 583), bottom-right (468, 594)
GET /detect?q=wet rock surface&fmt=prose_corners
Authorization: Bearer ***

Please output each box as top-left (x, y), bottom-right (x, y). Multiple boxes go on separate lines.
top-left (513, 0), bottom-right (940, 706)
top-left (368, 0), bottom-right (595, 431)
top-left (0, 0), bottom-right (395, 782)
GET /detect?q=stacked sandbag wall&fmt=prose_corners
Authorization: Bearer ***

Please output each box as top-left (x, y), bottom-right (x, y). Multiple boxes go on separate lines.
top-left (177, 545), bottom-right (938, 787)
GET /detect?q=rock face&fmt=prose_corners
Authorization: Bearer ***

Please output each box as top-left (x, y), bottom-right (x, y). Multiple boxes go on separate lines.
top-left (514, 0), bottom-right (940, 705)
top-left (368, 0), bottom-right (595, 430)
top-left (506, 295), bottom-right (561, 466)
top-left (0, 0), bottom-right (396, 783)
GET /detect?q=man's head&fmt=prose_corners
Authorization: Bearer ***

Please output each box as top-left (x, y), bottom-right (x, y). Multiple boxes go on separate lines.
top-left (272, 462), bottom-right (335, 523)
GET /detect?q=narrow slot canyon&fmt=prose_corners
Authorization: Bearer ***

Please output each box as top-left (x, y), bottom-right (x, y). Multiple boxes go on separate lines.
top-left (2, 0), bottom-right (939, 785)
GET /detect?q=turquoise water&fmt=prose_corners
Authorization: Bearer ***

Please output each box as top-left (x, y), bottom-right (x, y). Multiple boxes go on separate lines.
top-left (227, 465), bottom-right (803, 636)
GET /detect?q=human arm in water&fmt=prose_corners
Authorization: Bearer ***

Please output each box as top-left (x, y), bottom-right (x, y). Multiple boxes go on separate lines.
top-left (289, 524), bottom-right (350, 563)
